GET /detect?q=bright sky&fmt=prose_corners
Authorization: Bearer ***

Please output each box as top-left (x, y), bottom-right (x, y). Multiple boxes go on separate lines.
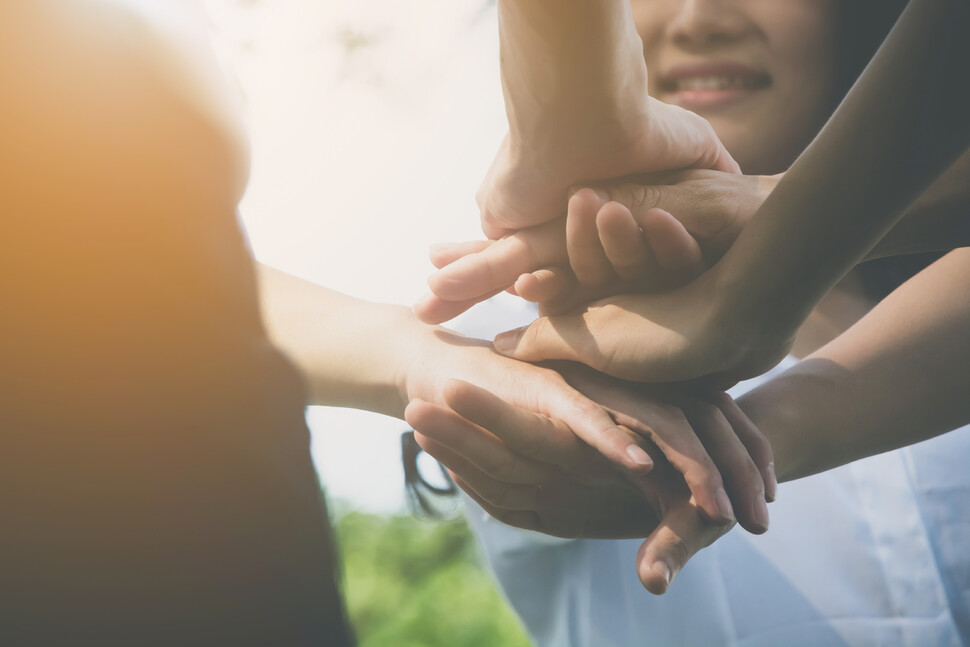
top-left (201, 0), bottom-right (506, 511)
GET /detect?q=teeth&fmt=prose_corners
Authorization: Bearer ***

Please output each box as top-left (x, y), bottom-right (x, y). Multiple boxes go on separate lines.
top-left (673, 75), bottom-right (764, 91)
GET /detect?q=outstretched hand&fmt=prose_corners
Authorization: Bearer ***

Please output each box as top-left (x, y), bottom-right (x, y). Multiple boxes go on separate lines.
top-left (407, 379), bottom-right (771, 594)
top-left (415, 170), bottom-right (778, 324)
top-left (480, 102), bottom-right (741, 239)
top-left (400, 329), bottom-right (774, 529)
top-left (490, 267), bottom-right (795, 387)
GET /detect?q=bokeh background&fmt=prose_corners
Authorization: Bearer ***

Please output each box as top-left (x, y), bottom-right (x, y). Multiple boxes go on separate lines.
top-left (201, 1), bottom-right (532, 644)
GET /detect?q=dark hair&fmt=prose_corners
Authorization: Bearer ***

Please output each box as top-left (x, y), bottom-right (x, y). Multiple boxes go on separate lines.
top-left (834, 0), bottom-right (909, 98)
top-left (401, 431), bottom-right (459, 518)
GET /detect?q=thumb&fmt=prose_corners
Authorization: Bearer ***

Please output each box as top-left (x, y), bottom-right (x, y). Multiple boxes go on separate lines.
top-left (636, 501), bottom-right (731, 595)
top-left (492, 315), bottom-right (590, 366)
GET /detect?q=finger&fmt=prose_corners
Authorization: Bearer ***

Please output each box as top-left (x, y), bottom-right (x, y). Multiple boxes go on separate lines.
top-left (636, 500), bottom-right (731, 595)
top-left (710, 140), bottom-right (742, 174)
top-left (493, 314), bottom-right (607, 371)
top-left (442, 379), bottom-right (591, 470)
top-left (566, 188), bottom-right (613, 286)
top-left (412, 288), bottom-right (504, 324)
top-left (452, 474), bottom-right (543, 533)
top-left (405, 398), bottom-right (556, 485)
top-left (531, 380), bottom-right (657, 476)
top-left (428, 220), bottom-right (567, 302)
top-left (416, 435), bottom-right (541, 511)
top-left (513, 266), bottom-right (575, 304)
top-left (637, 208), bottom-right (705, 286)
top-left (682, 401), bottom-right (769, 534)
top-left (649, 100), bottom-right (741, 175)
top-left (596, 201), bottom-right (655, 281)
top-left (429, 240), bottom-right (492, 269)
top-left (610, 406), bottom-right (735, 527)
top-left (710, 392), bottom-right (777, 502)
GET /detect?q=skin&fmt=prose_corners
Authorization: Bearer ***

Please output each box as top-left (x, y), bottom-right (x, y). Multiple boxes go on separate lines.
top-left (487, 0), bottom-right (970, 387)
top-left (635, 0), bottom-right (841, 175)
top-left (480, 0), bottom-right (738, 238)
top-left (0, 0), bottom-right (772, 606)
top-left (419, 0), bottom-right (970, 328)
top-left (414, 0), bottom-right (970, 593)
top-left (416, 247), bottom-right (970, 591)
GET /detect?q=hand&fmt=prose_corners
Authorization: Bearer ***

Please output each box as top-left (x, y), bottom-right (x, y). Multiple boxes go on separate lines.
top-left (406, 379), bottom-right (770, 593)
top-left (399, 328), bottom-right (656, 479)
top-left (480, 103), bottom-right (741, 239)
top-left (400, 328), bottom-right (772, 526)
top-left (415, 170), bottom-right (778, 324)
top-left (491, 267), bottom-right (795, 387)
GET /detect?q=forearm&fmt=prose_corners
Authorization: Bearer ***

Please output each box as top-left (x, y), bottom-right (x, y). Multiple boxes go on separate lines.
top-left (256, 264), bottom-right (422, 418)
top-left (498, 0), bottom-right (649, 160)
top-left (715, 0), bottom-right (970, 335)
top-left (738, 248), bottom-right (970, 482)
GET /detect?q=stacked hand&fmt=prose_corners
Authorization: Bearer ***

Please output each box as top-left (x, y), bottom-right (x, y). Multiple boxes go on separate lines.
top-left (406, 378), bottom-right (772, 594)
top-left (416, 170), bottom-right (789, 386)
top-left (416, 171), bottom-right (778, 323)
top-left (397, 324), bottom-right (775, 530)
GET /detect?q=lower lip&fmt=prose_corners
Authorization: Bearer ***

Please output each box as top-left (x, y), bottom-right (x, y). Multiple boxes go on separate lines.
top-left (664, 87), bottom-right (766, 110)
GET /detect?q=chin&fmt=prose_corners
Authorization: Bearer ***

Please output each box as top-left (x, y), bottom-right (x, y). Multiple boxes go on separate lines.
top-left (714, 124), bottom-right (796, 176)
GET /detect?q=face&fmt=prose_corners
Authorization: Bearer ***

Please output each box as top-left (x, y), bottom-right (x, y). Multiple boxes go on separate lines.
top-left (633, 0), bottom-right (842, 174)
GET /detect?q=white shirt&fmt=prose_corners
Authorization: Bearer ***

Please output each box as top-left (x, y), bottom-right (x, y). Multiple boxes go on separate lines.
top-left (452, 295), bottom-right (969, 647)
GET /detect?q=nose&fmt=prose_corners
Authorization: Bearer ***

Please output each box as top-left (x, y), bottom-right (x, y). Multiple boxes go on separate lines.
top-left (665, 0), bottom-right (754, 49)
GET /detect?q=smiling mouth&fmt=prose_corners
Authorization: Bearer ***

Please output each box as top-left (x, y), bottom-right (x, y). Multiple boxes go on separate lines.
top-left (660, 74), bottom-right (772, 93)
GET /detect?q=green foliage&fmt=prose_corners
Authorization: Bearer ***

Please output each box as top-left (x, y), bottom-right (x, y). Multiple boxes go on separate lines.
top-left (335, 507), bottom-right (534, 647)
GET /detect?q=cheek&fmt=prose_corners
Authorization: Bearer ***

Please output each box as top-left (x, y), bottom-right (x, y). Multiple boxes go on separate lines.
top-left (763, 4), bottom-right (841, 107)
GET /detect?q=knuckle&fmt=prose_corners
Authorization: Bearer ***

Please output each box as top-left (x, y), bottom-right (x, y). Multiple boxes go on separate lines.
top-left (625, 183), bottom-right (660, 212)
top-left (665, 534), bottom-right (691, 570)
top-left (690, 401), bottom-right (721, 423)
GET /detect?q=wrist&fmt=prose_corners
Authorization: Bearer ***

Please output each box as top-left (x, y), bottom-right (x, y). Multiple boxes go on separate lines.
top-left (499, 1), bottom-right (650, 166)
top-left (735, 361), bottom-right (840, 483)
top-left (302, 302), bottom-right (430, 420)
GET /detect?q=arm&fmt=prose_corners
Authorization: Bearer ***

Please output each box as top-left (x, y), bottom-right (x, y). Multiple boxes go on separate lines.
top-left (740, 247), bottom-right (970, 482)
top-left (408, 377), bottom-right (768, 594)
top-left (480, 0), bottom-right (737, 238)
top-left (411, 249), bottom-right (970, 595)
top-left (257, 264), bottom-right (773, 528)
top-left (491, 0), bottom-right (970, 383)
top-left (714, 0), bottom-right (970, 339)
top-left (420, 140), bottom-right (969, 324)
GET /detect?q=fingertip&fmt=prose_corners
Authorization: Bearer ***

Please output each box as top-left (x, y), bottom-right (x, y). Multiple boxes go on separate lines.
top-left (694, 486), bottom-right (737, 527)
top-left (493, 326), bottom-right (525, 355)
top-left (745, 496), bottom-right (771, 535)
top-left (412, 293), bottom-right (478, 325)
top-left (403, 397), bottom-right (434, 428)
top-left (765, 462), bottom-right (778, 503)
top-left (637, 555), bottom-right (672, 595)
top-left (568, 186), bottom-right (607, 211)
top-left (626, 444), bottom-right (655, 472)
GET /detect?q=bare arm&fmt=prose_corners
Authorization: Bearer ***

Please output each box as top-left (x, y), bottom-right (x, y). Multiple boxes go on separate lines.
top-left (480, 0), bottom-right (736, 238)
top-left (488, 0), bottom-right (970, 385)
top-left (716, 0), bottom-right (970, 338)
top-left (741, 248), bottom-right (970, 482)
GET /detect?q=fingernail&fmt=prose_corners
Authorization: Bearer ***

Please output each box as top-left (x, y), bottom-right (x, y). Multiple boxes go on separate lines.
top-left (626, 445), bottom-right (654, 469)
top-left (652, 560), bottom-right (671, 587)
top-left (429, 242), bottom-right (447, 254)
top-left (765, 462), bottom-right (778, 502)
top-left (493, 327), bottom-right (524, 353)
top-left (715, 487), bottom-right (736, 523)
top-left (754, 496), bottom-right (770, 532)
